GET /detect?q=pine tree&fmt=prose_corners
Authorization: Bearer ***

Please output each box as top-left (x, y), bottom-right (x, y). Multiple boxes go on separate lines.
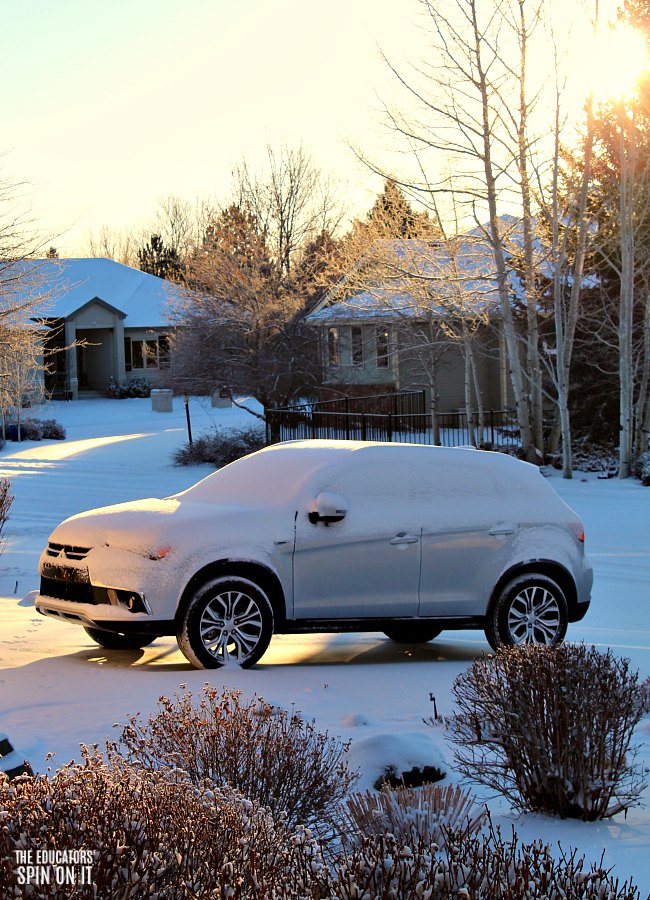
top-left (137, 234), bottom-right (184, 282)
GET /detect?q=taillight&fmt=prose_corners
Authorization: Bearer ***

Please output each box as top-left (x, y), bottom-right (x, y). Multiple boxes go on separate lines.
top-left (574, 526), bottom-right (585, 544)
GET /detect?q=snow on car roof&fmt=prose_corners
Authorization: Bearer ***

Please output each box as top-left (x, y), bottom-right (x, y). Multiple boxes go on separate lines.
top-left (177, 439), bottom-right (539, 507)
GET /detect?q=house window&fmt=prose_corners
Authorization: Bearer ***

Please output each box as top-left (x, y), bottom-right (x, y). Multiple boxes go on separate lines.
top-left (351, 326), bottom-right (363, 366)
top-left (159, 335), bottom-right (170, 367)
top-left (132, 340), bottom-right (144, 370)
top-left (376, 327), bottom-right (390, 368)
top-left (126, 336), bottom-right (170, 371)
top-left (327, 327), bottom-right (340, 368)
top-left (145, 340), bottom-right (159, 368)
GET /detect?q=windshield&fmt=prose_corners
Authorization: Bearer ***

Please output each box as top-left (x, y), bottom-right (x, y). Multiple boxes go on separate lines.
top-left (174, 443), bottom-right (353, 506)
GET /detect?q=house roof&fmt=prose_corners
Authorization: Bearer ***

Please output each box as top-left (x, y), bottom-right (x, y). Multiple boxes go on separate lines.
top-left (6, 258), bottom-right (181, 329)
top-left (307, 217), bottom-right (543, 325)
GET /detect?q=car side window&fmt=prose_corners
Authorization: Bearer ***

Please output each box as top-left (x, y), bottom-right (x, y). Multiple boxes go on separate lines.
top-left (413, 460), bottom-right (503, 527)
top-left (317, 461), bottom-right (411, 525)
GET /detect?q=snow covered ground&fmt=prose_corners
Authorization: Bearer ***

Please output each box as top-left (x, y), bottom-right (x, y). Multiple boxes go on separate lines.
top-left (1, 396), bottom-right (649, 893)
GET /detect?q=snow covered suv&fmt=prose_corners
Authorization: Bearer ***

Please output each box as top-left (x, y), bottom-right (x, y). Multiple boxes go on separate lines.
top-left (35, 440), bottom-right (592, 669)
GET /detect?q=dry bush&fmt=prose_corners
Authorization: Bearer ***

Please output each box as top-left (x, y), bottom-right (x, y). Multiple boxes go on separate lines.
top-left (0, 750), bottom-right (641, 898)
top-left (115, 686), bottom-right (357, 834)
top-left (0, 479), bottom-right (12, 552)
top-left (0, 747), bottom-right (327, 899)
top-left (331, 819), bottom-right (640, 899)
top-left (451, 644), bottom-right (647, 819)
top-left (173, 424), bottom-right (265, 467)
top-left (344, 783), bottom-right (485, 849)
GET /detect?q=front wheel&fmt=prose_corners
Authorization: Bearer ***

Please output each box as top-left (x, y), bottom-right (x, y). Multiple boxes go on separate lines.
top-left (83, 627), bottom-right (156, 650)
top-left (177, 576), bottom-right (274, 669)
top-left (485, 574), bottom-right (568, 651)
top-left (383, 623), bottom-right (442, 643)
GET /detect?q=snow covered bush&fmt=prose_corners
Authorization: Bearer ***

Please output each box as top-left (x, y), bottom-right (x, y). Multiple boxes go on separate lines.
top-left (0, 750), bottom-right (641, 898)
top-left (344, 783), bottom-right (485, 849)
top-left (108, 377), bottom-right (151, 398)
top-left (634, 450), bottom-right (650, 486)
top-left (4, 418), bottom-right (66, 442)
top-left (451, 644), bottom-right (647, 820)
top-left (0, 747), bottom-right (327, 899)
top-left (0, 479), bottom-right (12, 554)
top-left (115, 686), bottom-right (357, 835)
top-left (19, 418), bottom-right (43, 440)
top-left (173, 424), bottom-right (265, 466)
top-left (330, 819), bottom-right (641, 899)
top-left (40, 418), bottom-right (66, 440)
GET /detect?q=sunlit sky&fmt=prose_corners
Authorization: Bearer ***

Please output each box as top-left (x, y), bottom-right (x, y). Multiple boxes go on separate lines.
top-left (2, 0), bottom-right (643, 256)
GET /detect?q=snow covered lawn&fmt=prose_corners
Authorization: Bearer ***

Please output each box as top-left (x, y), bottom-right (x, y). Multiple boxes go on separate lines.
top-left (1, 396), bottom-right (649, 893)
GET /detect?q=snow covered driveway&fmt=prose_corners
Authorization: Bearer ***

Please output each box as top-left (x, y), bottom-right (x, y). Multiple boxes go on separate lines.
top-left (0, 396), bottom-right (649, 893)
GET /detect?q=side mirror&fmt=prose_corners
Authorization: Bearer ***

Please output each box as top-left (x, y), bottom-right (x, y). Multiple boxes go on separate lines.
top-left (308, 491), bottom-right (348, 526)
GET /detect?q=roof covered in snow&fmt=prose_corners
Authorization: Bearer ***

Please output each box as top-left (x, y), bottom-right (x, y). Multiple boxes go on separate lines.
top-left (5, 258), bottom-right (181, 328)
top-left (307, 217), bottom-right (551, 325)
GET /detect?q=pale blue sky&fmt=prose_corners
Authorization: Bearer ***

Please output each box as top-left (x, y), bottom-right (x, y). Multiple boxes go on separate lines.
top-left (4, 0), bottom-right (415, 254)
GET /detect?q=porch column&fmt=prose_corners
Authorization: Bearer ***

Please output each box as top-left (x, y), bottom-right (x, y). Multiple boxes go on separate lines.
top-left (113, 317), bottom-right (126, 383)
top-left (64, 319), bottom-right (78, 400)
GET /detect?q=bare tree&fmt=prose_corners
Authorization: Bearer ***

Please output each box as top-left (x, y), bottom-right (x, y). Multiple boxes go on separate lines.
top-left (0, 165), bottom-right (57, 436)
top-left (234, 144), bottom-right (345, 277)
top-left (353, 0), bottom-right (605, 465)
top-left (83, 224), bottom-right (137, 265)
top-left (169, 147), bottom-right (345, 410)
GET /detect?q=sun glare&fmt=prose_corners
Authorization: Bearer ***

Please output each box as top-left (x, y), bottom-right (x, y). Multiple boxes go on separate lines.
top-left (581, 23), bottom-right (649, 101)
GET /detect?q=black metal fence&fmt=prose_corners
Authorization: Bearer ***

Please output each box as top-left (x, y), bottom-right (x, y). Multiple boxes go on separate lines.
top-left (266, 392), bottom-right (520, 451)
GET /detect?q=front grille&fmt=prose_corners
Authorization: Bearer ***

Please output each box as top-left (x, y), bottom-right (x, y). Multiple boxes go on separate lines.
top-left (46, 542), bottom-right (91, 561)
top-left (40, 575), bottom-right (97, 604)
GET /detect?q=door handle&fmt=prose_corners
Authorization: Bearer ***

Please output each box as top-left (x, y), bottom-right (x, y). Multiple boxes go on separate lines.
top-left (390, 533), bottom-right (419, 545)
top-left (489, 524), bottom-right (516, 536)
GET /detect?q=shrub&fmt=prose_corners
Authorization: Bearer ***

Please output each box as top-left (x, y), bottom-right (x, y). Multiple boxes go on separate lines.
top-left (0, 479), bottom-right (12, 553)
top-left (40, 418), bottom-right (66, 440)
top-left (115, 686), bottom-right (358, 835)
top-left (451, 644), bottom-right (647, 820)
top-left (374, 763), bottom-right (445, 790)
top-left (0, 754), bottom-right (640, 899)
top-left (18, 418), bottom-right (43, 441)
top-left (344, 783), bottom-right (485, 849)
top-left (0, 748), bottom-right (327, 899)
top-left (108, 377), bottom-right (152, 398)
top-left (635, 450), bottom-right (650, 486)
top-left (174, 424), bottom-right (266, 466)
top-left (330, 818), bottom-right (641, 899)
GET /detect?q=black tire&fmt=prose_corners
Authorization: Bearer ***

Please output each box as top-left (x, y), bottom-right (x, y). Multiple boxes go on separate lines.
top-left (383, 623), bottom-right (442, 643)
top-left (83, 626), bottom-right (156, 650)
top-left (485, 574), bottom-right (568, 651)
top-left (177, 576), bottom-right (274, 669)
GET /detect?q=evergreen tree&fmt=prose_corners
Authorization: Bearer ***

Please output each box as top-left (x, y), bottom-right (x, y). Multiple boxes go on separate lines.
top-left (138, 234), bottom-right (184, 282)
top-left (365, 180), bottom-right (437, 240)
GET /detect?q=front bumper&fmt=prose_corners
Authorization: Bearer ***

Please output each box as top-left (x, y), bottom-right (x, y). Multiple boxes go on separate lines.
top-left (35, 597), bottom-right (176, 636)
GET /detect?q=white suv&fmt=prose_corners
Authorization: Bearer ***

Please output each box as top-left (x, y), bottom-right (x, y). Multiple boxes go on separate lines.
top-left (35, 441), bottom-right (592, 669)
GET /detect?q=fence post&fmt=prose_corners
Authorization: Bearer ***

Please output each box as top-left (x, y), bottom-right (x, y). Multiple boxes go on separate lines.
top-left (387, 413), bottom-right (393, 442)
top-left (361, 412), bottom-right (367, 441)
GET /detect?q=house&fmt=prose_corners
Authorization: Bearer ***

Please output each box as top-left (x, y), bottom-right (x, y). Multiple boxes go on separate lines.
top-left (12, 258), bottom-right (181, 399)
top-left (306, 235), bottom-right (512, 414)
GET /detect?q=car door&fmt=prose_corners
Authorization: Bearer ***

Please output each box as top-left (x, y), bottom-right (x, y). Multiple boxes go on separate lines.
top-left (292, 457), bottom-right (421, 619)
top-left (416, 458), bottom-right (517, 616)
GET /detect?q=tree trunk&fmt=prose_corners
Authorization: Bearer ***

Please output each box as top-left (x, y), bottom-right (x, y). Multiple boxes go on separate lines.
top-left (619, 115), bottom-right (636, 479)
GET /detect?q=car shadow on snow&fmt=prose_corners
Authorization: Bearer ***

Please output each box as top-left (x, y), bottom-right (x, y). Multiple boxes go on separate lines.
top-left (258, 633), bottom-right (491, 668)
top-left (27, 634), bottom-right (491, 672)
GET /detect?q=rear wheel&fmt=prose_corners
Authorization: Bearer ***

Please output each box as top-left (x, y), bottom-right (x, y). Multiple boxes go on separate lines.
top-left (485, 574), bottom-right (568, 651)
top-left (177, 576), bottom-right (274, 669)
top-left (383, 623), bottom-right (442, 643)
top-left (83, 627), bottom-right (156, 650)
